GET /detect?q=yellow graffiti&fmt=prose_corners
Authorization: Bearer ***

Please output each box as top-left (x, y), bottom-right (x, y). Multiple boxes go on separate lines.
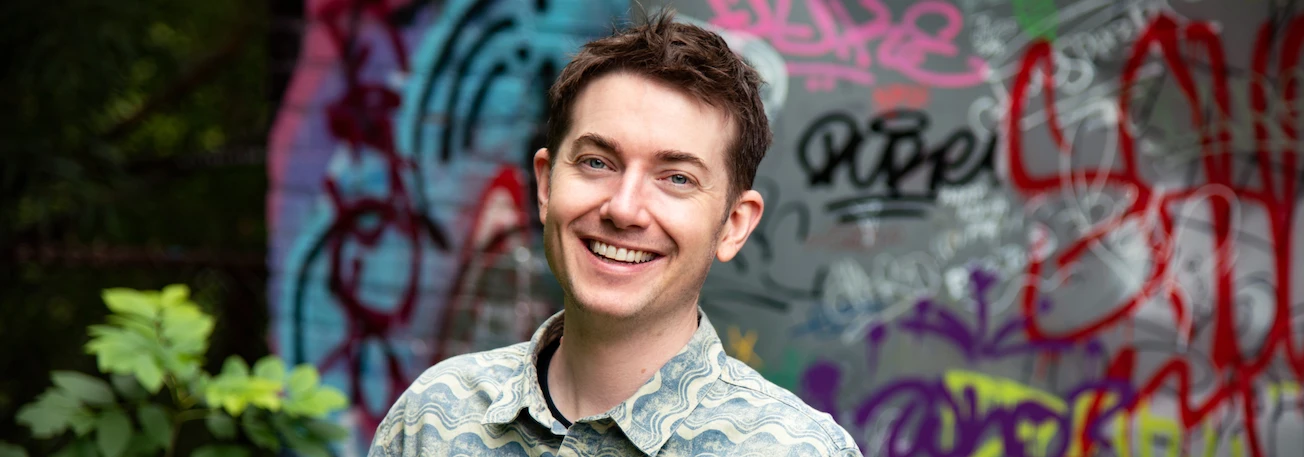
top-left (931, 372), bottom-right (1298, 457)
top-left (1136, 402), bottom-right (1181, 457)
top-left (726, 326), bottom-right (763, 369)
top-left (941, 370), bottom-right (1065, 457)
top-left (1115, 402), bottom-right (1248, 457)
top-left (1268, 382), bottom-right (1301, 400)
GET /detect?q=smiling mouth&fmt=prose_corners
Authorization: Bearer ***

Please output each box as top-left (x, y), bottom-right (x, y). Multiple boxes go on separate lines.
top-left (586, 239), bottom-right (659, 264)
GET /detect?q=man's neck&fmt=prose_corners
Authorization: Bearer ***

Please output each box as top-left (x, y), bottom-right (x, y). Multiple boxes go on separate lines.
top-left (546, 303), bottom-right (699, 422)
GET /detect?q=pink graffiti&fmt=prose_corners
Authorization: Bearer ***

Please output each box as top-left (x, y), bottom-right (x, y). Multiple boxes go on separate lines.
top-left (708, 0), bottom-right (989, 91)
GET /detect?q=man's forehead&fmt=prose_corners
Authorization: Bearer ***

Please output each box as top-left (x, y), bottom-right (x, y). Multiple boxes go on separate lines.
top-left (565, 73), bottom-right (734, 164)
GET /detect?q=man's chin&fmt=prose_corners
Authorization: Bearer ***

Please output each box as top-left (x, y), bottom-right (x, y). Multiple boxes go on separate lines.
top-left (566, 289), bottom-right (649, 320)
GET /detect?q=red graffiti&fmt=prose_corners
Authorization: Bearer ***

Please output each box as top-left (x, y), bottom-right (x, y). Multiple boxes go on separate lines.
top-left (871, 83), bottom-right (930, 112)
top-left (308, 0), bottom-right (540, 441)
top-left (431, 166), bottom-right (535, 363)
top-left (313, 0), bottom-right (428, 436)
top-left (1008, 13), bottom-right (1303, 457)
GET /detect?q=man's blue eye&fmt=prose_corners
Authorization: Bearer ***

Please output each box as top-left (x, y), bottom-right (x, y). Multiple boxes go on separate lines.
top-left (586, 158), bottom-right (606, 169)
top-left (670, 174), bottom-right (690, 185)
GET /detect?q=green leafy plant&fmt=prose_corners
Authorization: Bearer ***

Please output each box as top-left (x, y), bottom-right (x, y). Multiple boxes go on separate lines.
top-left (11, 285), bottom-right (349, 457)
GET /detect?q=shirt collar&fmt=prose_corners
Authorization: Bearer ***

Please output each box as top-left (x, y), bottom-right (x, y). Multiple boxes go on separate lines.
top-left (480, 308), bottom-right (727, 455)
top-left (481, 310), bottom-right (566, 433)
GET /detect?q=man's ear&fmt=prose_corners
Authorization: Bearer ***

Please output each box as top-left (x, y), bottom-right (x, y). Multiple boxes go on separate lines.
top-left (533, 148), bottom-right (552, 224)
top-left (716, 189), bottom-right (764, 262)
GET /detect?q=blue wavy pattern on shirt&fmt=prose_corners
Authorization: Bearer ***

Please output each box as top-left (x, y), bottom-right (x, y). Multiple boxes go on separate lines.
top-left (367, 309), bottom-right (862, 456)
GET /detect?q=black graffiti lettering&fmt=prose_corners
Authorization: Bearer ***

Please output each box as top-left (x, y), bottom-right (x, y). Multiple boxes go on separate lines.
top-left (797, 109), bottom-right (997, 199)
top-left (798, 112), bottom-right (862, 188)
top-left (933, 125), bottom-right (997, 189)
top-left (869, 111), bottom-right (930, 198)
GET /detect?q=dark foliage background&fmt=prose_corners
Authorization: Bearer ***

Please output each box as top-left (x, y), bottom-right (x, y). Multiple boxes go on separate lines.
top-left (0, 0), bottom-right (301, 452)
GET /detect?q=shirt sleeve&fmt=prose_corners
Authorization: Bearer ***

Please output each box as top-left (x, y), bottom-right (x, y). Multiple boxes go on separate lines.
top-left (366, 389), bottom-right (410, 457)
top-left (839, 445), bottom-right (866, 457)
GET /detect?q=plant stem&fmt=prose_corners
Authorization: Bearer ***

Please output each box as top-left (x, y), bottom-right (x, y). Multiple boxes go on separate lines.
top-left (176, 409), bottom-right (211, 423)
top-left (164, 396), bottom-right (212, 457)
top-left (164, 410), bottom-right (210, 457)
top-left (163, 376), bottom-right (183, 457)
top-left (164, 416), bottom-right (181, 457)
top-left (166, 376), bottom-right (181, 406)
top-left (176, 382), bottom-right (198, 409)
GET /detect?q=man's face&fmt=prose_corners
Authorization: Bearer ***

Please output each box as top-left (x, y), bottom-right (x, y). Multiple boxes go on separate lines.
top-left (533, 72), bottom-right (763, 321)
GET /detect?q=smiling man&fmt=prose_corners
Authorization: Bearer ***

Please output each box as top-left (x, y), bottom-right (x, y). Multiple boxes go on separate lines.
top-left (368, 9), bottom-right (861, 457)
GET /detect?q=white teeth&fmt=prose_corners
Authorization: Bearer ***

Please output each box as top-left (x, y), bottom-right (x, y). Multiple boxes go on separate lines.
top-left (588, 240), bottom-right (654, 264)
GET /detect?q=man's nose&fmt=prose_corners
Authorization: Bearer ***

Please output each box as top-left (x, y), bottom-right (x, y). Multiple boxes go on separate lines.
top-left (599, 172), bottom-right (652, 229)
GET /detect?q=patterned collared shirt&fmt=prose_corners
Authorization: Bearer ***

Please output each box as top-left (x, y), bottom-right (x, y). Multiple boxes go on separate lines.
top-left (367, 310), bottom-right (862, 456)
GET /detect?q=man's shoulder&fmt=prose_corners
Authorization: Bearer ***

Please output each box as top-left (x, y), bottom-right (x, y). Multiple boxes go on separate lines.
top-left (368, 341), bottom-right (555, 456)
top-left (370, 343), bottom-right (534, 451)
top-left (404, 342), bottom-right (532, 397)
top-left (688, 356), bottom-right (860, 454)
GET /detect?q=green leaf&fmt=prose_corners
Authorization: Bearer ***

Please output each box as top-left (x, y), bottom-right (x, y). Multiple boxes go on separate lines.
top-left (287, 441), bottom-right (330, 457)
top-left (243, 378), bottom-right (283, 413)
top-left (283, 369), bottom-right (348, 419)
top-left (205, 358), bottom-right (284, 416)
top-left (16, 388), bottom-right (83, 438)
top-left (206, 412), bottom-right (236, 440)
top-left (102, 288), bottom-right (159, 319)
top-left (222, 397), bottom-right (249, 417)
top-left (240, 411), bottom-right (279, 451)
top-left (86, 325), bottom-right (148, 366)
top-left (160, 304), bottom-right (214, 357)
top-left (84, 326), bottom-right (166, 393)
top-left (67, 409), bottom-right (97, 437)
top-left (274, 416), bottom-right (330, 457)
top-left (269, 414), bottom-right (297, 441)
top-left (136, 359), bottom-right (165, 393)
top-left (285, 388), bottom-right (348, 419)
top-left (122, 434), bottom-right (158, 457)
top-left (221, 356), bottom-right (249, 378)
top-left (303, 418), bottom-right (350, 442)
top-left (51, 371), bottom-right (115, 406)
top-left (0, 441), bottom-right (30, 457)
top-left (192, 445), bottom-right (250, 457)
top-left (286, 365), bottom-right (317, 396)
top-left (110, 375), bottom-right (146, 402)
top-left (159, 284), bottom-right (190, 309)
top-left (95, 409), bottom-right (131, 457)
top-left (192, 372), bottom-right (213, 397)
top-left (49, 439), bottom-right (95, 457)
top-left (252, 357), bottom-right (285, 382)
top-left (136, 404), bottom-right (170, 449)
top-left (159, 347), bottom-right (202, 382)
top-left (105, 315), bottom-right (158, 340)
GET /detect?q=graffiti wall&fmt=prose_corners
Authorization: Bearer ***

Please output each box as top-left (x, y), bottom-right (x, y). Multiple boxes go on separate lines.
top-left (266, 0), bottom-right (625, 453)
top-left (663, 0), bottom-right (1304, 456)
top-left (268, 0), bottom-right (1304, 455)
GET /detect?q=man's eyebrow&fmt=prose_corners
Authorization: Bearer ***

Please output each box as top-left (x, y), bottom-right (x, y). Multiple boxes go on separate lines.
top-left (571, 133), bottom-right (709, 171)
top-left (571, 133), bottom-right (621, 156)
top-left (654, 149), bottom-right (708, 171)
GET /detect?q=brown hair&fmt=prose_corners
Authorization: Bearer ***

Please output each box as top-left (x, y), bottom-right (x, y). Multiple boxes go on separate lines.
top-left (545, 8), bottom-right (771, 201)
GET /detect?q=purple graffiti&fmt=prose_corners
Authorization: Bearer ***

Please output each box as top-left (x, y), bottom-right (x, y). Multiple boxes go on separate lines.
top-left (869, 269), bottom-right (1107, 367)
top-left (803, 362), bottom-right (1135, 457)
top-left (800, 268), bottom-right (1127, 455)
